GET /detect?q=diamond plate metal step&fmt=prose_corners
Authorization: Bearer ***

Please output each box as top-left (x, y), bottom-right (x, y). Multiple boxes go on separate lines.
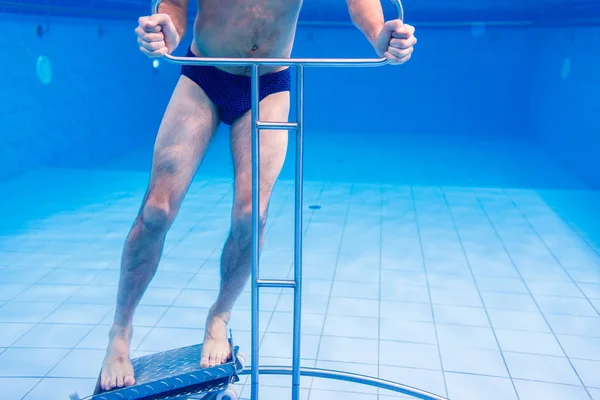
top-left (70, 336), bottom-right (244, 400)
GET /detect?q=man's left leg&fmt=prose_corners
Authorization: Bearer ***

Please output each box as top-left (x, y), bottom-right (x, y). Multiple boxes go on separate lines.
top-left (200, 90), bottom-right (290, 368)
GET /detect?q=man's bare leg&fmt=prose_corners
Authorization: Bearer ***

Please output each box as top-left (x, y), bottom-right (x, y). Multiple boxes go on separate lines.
top-left (100, 75), bottom-right (221, 390)
top-left (200, 90), bottom-right (290, 368)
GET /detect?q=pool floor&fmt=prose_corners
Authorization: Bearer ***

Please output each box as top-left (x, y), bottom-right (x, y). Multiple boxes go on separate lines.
top-left (1, 131), bottom-right (600, 400)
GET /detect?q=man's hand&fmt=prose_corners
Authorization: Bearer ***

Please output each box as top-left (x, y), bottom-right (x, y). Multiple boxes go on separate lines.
top-left (135, 14), bottom-right (181, 58)
top-left (374, 20), bottom-right (417, 65)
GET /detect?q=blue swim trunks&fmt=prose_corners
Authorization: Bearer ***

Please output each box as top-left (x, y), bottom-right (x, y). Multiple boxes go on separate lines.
top-left (180, 47), bottom-right (291, 125)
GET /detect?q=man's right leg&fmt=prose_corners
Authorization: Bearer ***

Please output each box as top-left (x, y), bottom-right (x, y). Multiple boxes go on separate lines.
top-left (100, 75), bottom-right (221, 391)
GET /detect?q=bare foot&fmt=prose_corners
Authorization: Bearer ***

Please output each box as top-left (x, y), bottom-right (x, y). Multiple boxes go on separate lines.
top-left (200, 310), bottom-right (232, 368)
top-left (100, 326), bottom-right (136, 391)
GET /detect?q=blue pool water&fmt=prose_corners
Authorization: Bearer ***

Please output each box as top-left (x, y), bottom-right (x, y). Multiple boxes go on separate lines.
top-left (1, 0), bottom-right (600, 399)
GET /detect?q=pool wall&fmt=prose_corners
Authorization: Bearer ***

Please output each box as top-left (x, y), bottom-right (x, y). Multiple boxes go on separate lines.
top-left (1, 13), bottom-right (598, 188)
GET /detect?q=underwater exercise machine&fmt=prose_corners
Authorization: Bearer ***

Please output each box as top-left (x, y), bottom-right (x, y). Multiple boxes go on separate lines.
top-left (69, 0), bottom-right (449, 399)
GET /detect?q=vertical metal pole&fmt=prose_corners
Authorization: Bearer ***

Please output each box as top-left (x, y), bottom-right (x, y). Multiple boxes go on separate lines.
top-left (291, 65), bottom-right (305, 400)
top-left (250, 63), bottom-right (261, 400)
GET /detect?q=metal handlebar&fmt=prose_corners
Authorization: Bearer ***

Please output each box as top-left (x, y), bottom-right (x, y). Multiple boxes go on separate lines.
top-left (150, 0), bottom-right (404, 67)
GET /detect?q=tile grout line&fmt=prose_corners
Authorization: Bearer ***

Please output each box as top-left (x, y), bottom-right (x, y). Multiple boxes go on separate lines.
top-left (441, 188), bottom-right (521, 399)
top-left (410, 186), bottom-right (449, 399)
top-left (4, 362), bottom-right (600, 386)
top-left (0, 234), bottom-right (130, 360)
top-left (306, 182), bottom-right (353, 400)
top-left (18, 306), bottom-right (113, 399)
top-left (533, 190), bottom-right (600, 258)
top-left (476, 195), bottom-right (593, 400)
top-left (377, 184), bottom-right (384, 400)
top-left (377, 184), bottom-right (383, 399)
top-left (3, 249), bottom-right (113, 396)
top-left (504, 191), bottom-right (600, 317)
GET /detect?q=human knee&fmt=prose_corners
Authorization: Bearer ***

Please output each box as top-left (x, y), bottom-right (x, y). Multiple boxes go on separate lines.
top-left (140, 198), bottom-right (173, 233)
top-left (231, 203), bottom-right (266, 242)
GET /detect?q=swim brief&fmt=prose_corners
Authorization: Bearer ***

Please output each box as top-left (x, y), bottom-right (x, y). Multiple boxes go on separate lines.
top-left (180, 47), bottom-right (291, 125)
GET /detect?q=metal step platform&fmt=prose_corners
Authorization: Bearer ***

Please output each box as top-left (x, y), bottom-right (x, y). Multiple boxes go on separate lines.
top-left (69, 338), bottom-right (245, 400)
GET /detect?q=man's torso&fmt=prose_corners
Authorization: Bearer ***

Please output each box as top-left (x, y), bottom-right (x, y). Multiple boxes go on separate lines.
top-left (190, 0), bottom-right (304, 75)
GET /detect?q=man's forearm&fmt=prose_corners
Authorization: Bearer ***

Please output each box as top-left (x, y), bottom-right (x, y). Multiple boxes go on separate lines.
top-left (346, 0), bottom-right (385, 46)
top-left (158, 0), bottom-right (189, 39)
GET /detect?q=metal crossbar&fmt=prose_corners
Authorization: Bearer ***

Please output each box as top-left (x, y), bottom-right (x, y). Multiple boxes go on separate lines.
top-left (150, 1), bottom-right (448, 399)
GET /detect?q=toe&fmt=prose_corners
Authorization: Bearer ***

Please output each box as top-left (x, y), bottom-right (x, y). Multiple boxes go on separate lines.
top-left (214, 353), bottom-right (224, 366)
top-left (116, 375), bottom-right (124, 388)
top-left (220, 349), bottom-right (230, 364)
top-left (124, 375), bottom-right (136, 387)
top-left (200, 353), bottom-right (210, 369)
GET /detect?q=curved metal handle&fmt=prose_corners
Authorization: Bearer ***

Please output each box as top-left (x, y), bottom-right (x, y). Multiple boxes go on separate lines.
top-left (150, 0), bottom-right (404, 67)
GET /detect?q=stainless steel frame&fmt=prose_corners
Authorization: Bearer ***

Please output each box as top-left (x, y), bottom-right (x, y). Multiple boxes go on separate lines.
top-left (150, 1), bottom-right (447, 399)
